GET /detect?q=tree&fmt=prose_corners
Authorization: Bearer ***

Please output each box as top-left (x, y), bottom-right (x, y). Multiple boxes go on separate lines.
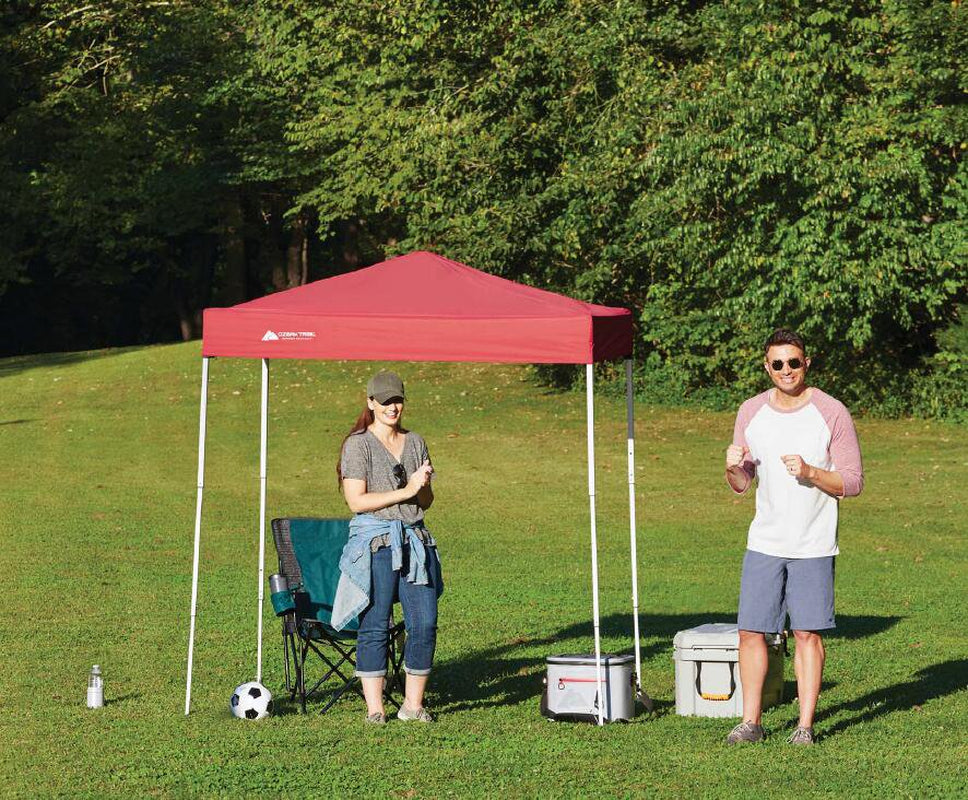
top-left (1, 1), bottom-right (963, 417)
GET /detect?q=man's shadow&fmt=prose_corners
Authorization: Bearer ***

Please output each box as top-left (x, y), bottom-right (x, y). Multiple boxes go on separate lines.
top-left (430, 611), bottom-right (902, 714)
top-left (818, 659), bottom-right (967, 736)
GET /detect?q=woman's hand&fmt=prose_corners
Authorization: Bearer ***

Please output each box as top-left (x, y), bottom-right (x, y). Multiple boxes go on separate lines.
top-left (405, 460), bottom-right (433, 497)
top-left (343, 460), bottom-right (435, 513)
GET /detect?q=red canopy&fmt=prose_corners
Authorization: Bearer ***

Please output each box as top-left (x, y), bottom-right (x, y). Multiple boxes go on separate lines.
top-left (202, 251), bottom-right (632, 363)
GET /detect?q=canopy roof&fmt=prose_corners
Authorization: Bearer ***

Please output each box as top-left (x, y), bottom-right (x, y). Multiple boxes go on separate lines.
top-left (202, 251), bottom-right (632, 363)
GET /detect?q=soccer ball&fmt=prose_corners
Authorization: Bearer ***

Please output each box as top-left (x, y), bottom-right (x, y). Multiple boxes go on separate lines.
top-left (229, 681), bottom-right (272, 720)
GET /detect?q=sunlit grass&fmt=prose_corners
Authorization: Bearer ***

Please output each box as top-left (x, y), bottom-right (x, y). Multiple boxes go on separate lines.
top-left (1, 342), bottom-right (965, 797)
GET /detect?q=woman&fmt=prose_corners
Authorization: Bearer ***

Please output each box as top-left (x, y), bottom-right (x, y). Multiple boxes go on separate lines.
top-left (332, 369), bottom-right (443, 724)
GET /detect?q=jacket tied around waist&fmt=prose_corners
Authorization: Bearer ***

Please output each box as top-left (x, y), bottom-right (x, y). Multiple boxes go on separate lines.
top-left (330, 514), bottom-right (443, 632)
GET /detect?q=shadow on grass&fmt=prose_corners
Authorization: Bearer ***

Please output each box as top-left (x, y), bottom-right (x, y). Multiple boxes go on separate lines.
top-left (0, 346), bottom-right (144, 378)
top-left (271, 697), bottom-right (312, 718)
top-left (270, 612), bottom-right (904, 716)
top-left (783, 680), bottom-right (838, 706)
top-left (432, 612), bottom-right (901, 713)
top-left (820, 659), bottom-right (968, 737)
top-left (105, 692), bottom-right (143, 705)
top-left (648, 698), bottom-right (677, 718)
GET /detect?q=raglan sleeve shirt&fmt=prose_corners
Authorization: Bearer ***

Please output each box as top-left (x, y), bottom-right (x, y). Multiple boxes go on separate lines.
top-left (816, 393), bottom-right (864, 499)
top-left (729, 389), bottom-right (864, 558)
top-left (729, 398), bottom-right (760, 493)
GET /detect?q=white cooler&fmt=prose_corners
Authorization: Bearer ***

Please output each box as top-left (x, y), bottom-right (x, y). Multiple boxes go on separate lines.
top-left (672, 623), bottom-right (785, 717)
top-left (541, 653), bottom-right (635, 723)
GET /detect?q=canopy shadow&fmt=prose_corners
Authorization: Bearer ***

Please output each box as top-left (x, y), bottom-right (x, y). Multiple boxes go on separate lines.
top-left (430, 611), bottom-right (901, 714)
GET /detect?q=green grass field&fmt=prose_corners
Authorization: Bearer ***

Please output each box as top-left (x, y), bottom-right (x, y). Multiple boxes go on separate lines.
top-left (1, 343), bottom-right (965, 798)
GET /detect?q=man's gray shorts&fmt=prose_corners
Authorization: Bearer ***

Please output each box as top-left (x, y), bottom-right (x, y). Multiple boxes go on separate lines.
top-left (737, 549), bottom-right (836, 633)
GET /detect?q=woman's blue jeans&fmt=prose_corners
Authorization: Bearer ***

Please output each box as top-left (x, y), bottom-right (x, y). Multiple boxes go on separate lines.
top-left (355, 543), bottom-right (441, 677)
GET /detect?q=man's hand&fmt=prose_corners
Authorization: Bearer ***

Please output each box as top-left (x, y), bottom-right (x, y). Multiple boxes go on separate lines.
top-left (725, 444), bottom-right (752, 493)
top-left (780, 454), bottom-right (813, 480)
top-left (726, 444), bottom-right (750, 470)
top-left (781, 455), bottom-right (846, 496)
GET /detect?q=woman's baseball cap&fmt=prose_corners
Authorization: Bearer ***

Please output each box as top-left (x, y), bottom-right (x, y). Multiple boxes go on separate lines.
top-left (367, 370), bottom-right (406, 403)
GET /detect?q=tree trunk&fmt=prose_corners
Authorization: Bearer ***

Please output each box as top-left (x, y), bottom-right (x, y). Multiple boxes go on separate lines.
top-left (172, 291), bottom-right (196, 341)
top-left (338, 219), bottom-right (362, 271)
top-left (266, 196), bottom-right (288, 291)
top-left (301, 223), bottom-right (309, 285)
top-left (287, 214), bottom-right (306, 287)
top-left (220, 193), bottom-right (247, 305)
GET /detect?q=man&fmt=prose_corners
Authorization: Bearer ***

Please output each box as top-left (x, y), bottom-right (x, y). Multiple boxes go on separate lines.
top-left (724, 328), bottom-right (864, 745)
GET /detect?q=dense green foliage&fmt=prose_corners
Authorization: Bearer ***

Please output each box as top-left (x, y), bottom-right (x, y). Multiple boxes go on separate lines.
top-left (1, 344), bottom-right (965, 795)
top-left (1, 1), bottom-right (965, 416)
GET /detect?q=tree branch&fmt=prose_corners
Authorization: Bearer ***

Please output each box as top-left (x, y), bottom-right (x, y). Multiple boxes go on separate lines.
top-left (41, 5), bottom-right (98, 30)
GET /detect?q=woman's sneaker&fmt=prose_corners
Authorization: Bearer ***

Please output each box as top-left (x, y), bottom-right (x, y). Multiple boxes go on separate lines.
top-left (787, 725), bottom-right (815, 745)
top-left (397, 704), bottom-right (434, 723)
top-left (726, 721), bottom-right (765, 744)
top-left (365, 712), bottom-right (387, 725)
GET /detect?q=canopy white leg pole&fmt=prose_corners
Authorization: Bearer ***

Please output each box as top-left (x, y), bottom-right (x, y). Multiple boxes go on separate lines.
top-left (256, 358), bottom-right (269, 683)
top-left (185, 356), bottom-right (211, 715)
top-left (586, 363), bottom-right (605, 726)
top-left (626, 359), bottom-right (643, 694)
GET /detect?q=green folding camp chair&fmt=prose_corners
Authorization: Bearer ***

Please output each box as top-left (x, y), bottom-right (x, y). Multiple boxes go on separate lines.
top-left (270, 517), bottom-right (405, 713)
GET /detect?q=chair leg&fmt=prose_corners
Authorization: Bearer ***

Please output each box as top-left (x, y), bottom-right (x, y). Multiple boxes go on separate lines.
top-left (283, 632), bottom-right (290, 691)
top-left (292, 635), bottom-right (366, 714)
top-left (283, 627), bottom-right (294, 693)
top-left (282, 626), bottom-right (303, 705)
top-left (297, 638), bottom-right (310, 714)
top-left (319, 675), bottom-right (361, 714)
top-left (288, 646), bottom-right (303, 706)
top-left (287, 623), bottom-right (410, 714)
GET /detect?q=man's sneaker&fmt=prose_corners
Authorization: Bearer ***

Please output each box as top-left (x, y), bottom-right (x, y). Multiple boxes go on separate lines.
top-left (397, 704), bottom-right (434, 723)
top-left (365, 712), bottom-right (387, 725)
top-left (787, 725), bottom-right (815, 745)
top-left (726, 721), bottom-right (765, 744)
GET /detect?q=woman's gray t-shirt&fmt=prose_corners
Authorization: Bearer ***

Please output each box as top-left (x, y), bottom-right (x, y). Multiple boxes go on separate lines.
top-left (339, 430), bottom-right (431, 524)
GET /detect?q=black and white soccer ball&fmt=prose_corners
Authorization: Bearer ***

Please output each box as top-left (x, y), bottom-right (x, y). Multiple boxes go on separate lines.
top-left (229, 681), bottom-right (272, 720)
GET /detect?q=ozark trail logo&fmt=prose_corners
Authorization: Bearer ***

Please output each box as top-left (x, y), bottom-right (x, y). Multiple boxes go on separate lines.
top-left (261, 330), bottom-right (315, 342)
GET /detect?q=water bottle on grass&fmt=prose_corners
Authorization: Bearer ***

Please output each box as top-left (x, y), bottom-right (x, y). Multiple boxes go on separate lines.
top-left (87, 665), bottom-right (103, 708)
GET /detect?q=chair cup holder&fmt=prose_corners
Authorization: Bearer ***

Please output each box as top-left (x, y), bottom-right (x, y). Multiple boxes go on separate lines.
top-left (271, 589), bottom-right (296, 616)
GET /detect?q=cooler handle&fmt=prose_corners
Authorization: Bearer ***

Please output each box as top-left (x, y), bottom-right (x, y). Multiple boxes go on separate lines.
top-left (696, 661), bottom-right (736, 701)
top-left (556, 677), bottom-right (600, 690)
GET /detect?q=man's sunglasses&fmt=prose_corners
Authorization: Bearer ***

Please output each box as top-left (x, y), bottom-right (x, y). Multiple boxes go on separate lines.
top-left (769, 358), bottom-right (804, 371)
top-left (392, 463), bottom-right (407, 489)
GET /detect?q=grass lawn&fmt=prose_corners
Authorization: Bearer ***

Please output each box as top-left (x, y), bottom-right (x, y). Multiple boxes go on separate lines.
top-left (1, 342), bottom-right (965, 798)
